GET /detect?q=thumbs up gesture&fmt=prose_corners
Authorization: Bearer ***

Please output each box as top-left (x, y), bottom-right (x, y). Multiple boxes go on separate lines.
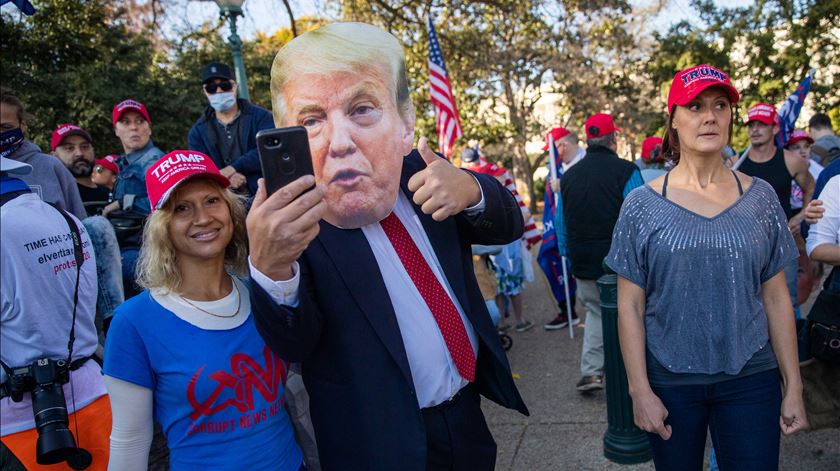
top-left (407, 137), bottom-right (482, 221)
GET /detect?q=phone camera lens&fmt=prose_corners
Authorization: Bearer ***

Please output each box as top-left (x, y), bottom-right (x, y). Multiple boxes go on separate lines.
top-left (281, 154), bottom-right (291, 162)
top-left (270, 138), bottom-right (281, 147)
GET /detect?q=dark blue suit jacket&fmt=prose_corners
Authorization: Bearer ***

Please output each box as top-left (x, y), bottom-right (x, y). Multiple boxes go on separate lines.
top-left (251, 150), bottom-right (529, 470)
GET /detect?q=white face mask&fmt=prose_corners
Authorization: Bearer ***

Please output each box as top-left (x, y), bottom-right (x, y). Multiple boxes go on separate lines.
top-left (208, 92), bottom-right (237, 113)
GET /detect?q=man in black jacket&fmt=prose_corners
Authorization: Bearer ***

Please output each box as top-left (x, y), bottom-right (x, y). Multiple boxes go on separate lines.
top-left (558, 113), bottom-right (643, 392)
top-left (246, 23), bottom-right (527, 471)
top-left (187, 62), bottom-right (274, 195)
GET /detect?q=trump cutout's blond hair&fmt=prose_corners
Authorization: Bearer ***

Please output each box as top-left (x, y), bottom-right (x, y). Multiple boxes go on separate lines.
top-left (270, 22), bottom-right (414, 126)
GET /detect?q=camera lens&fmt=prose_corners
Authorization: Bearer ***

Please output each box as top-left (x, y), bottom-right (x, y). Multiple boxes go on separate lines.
top-left (29, 361), bottom-right (78, 466)
top-left (281, 154), bottom-right (291, 162)
top-left (269, 138), bottom-right (281, 147)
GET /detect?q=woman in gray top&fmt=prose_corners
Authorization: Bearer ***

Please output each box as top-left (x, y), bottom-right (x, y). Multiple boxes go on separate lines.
top-left (607, 65), bottom-right (807, 470)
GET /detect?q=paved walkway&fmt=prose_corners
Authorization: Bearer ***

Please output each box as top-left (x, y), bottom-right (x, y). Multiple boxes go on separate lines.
top-left (482, 256), bottom-right (840, 470)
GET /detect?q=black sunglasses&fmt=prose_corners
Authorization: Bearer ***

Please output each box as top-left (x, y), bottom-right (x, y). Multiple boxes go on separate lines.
top-left (204, 81), bottom-right (234, 94)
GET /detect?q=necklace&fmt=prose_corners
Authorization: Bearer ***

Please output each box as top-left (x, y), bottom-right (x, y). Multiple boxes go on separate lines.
top-left (180, 280), bottom-right (241, 318)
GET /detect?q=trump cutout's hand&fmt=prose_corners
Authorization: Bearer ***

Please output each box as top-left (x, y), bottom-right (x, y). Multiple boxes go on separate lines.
top-left (247, 176), bottom-right (327, 281)
top-left (408, 137), bottom-right (482, 222)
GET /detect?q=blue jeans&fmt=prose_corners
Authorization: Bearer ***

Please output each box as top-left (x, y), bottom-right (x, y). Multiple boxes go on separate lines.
top-left (82, 217), bottom-right (124, 327)
top-left (121, 247), bottom-right (141, 298)
top-left (648, 369), bottom-right (781, 471)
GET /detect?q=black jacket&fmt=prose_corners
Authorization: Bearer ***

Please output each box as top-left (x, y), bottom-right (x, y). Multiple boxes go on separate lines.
top-left (187, 99), bottom-right (274, 195)
top-left (251, 150), bottom-right (528, 470)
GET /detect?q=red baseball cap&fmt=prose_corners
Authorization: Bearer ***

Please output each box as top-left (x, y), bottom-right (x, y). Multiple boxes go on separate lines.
top-left (667, 64), bottom-right (740, 114)
top-left (95, 154), bottom-right (120, 175)
top-left (112, 99), bottom-right (151, 126)
top-left (145, 150), bottom-right (230, 212)
top-left (50, 123), bottom-right (92, 152)
top-left (786, 129), bottom-right (814, 147)
top-left (585, 113), bottom-right (620, 139)
top-left (542, 127), bottom-right (571, 150)
top-left (641, 136), bottom-right (664, 162)
top-left (746, 103), bottom-right (778, 126)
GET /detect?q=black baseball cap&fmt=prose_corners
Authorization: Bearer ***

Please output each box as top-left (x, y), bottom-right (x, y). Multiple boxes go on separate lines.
top-left (200, 62), bottom-right (234, 84)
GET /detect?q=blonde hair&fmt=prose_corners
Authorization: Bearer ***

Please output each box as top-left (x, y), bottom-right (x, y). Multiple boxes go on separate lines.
top-left (134, 179), bottom-right (248, 293)
top-left (269, 22), bottom-right (414, 126)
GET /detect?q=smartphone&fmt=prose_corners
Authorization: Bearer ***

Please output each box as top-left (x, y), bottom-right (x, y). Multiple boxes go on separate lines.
top-left (256, 126), bottom-right (315, 196)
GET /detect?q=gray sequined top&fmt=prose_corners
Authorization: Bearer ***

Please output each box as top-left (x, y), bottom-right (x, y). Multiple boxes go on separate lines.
top-left (606, 178), bottom-right (797, 375)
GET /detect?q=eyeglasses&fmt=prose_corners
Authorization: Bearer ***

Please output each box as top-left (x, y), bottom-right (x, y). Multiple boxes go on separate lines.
top-left (204, 81), bottom-right (234, 94)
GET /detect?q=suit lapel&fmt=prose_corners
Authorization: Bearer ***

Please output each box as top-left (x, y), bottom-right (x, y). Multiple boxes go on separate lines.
top-left (316, 222), bottom-right (415, 390)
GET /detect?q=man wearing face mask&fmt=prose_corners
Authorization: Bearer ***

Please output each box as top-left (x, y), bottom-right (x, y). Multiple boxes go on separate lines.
top-left (187, 62), bottom-right (274, 196)
top-left (0, 88), bottom-right (86, 220)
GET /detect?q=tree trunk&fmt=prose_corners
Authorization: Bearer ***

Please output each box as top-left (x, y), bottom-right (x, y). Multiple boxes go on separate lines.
top-left (503, 78), bottom-right (538, 213)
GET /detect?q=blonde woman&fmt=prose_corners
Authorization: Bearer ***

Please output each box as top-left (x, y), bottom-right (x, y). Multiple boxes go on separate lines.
top-left (103, 151), bottom-right (304, 470)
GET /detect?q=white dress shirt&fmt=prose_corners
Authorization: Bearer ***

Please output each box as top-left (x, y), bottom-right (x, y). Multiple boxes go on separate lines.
top-left (251, 188), bottom-right (487, 408)
top-left (806, 174), bottom-right (840, 256)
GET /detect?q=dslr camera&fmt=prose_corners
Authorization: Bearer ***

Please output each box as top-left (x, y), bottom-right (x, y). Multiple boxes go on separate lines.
top-left (4, 357), bottom-right (90, 468)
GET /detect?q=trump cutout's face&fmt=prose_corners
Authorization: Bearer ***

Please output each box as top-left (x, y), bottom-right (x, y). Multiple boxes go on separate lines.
top-left (279, 66), bottom-right (414, 228)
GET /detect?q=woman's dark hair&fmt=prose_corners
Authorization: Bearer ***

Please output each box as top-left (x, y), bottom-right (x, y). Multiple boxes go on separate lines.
top-left (662, 93), bottom-right (735, 165)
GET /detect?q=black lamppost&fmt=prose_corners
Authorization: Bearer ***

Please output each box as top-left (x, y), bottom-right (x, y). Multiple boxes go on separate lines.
top-left (212, 0), bottom-right (250, 100)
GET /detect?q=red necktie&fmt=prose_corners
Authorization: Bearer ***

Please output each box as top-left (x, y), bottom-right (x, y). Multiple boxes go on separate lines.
top-left (379, 212), bottom-right (476, 382)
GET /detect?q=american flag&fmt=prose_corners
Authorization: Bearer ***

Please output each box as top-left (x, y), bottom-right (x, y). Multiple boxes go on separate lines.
top-left (427, 17), bottom-right (463, 159)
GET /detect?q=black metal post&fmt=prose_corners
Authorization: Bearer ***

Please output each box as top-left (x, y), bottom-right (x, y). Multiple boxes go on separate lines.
top-left (598, 262), bottom-right (652, 464)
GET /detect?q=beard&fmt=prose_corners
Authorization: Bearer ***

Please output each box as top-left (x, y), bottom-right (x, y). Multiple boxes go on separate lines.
top-left (69, 159), bottom-right (93, 178)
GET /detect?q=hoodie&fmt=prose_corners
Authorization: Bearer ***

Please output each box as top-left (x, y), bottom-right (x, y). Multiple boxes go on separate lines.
top-left (9, 140), bottom-right (86, 219)
top-left (811, 134), bottom-right (840, 166)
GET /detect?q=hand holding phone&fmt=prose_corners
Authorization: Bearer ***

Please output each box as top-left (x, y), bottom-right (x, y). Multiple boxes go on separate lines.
top-left (249, 127), bottom-right (326, 281)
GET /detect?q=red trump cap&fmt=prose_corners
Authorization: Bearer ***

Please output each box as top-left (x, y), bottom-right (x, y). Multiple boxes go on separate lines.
top-left (667, 64), bottom-right (740, 114)
top-left (585, 113), bottom-right (620, 139)
top-left (112, 99), bottom-right (151, 126)
top-left (641, 136), bottom-right (664, 162)
top-left (145, 150), bottom-right (230, 212)
top-left (746, 103), bottom-right (778, 126)
top-left (95, 154), bottom-right (120, 175)
top-left (50, 123), bottom-right (92, 152)
top-left (542, 127), bottom-right (571, 150)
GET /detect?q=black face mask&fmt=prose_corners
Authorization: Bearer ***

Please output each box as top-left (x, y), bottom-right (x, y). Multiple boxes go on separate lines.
top-left (0, 128), bottom-right (25, 159)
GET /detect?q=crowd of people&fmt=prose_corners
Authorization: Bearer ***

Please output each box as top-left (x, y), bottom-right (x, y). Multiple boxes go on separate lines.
top-left (1, 20), bottom-right (838, 471)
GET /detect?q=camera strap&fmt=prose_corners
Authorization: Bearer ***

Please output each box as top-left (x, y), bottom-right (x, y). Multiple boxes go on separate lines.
top-left (49, 204), bottom-right (85, 367)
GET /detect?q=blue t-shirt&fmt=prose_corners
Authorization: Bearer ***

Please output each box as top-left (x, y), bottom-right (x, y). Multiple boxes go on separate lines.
top-left (104, 291), bottom-right (303, 470)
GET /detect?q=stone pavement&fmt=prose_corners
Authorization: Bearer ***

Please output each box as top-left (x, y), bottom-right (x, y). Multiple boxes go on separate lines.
top-left (482, 259), bottom-right (840, 471)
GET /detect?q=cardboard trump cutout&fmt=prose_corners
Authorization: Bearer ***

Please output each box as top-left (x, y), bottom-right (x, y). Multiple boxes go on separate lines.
top-left (270, 22), bottom-right (416, 229)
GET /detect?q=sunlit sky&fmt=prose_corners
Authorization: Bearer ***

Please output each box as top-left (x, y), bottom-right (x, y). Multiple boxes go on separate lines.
top-left (173, 0), bottom-right (754, 40)
top-left (0, 0), bottom-right (754, 40)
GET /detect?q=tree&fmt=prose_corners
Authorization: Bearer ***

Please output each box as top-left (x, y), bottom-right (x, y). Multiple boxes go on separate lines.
top-left (646, 0), bottom-right (840, 150)
top-left (0, 0), bottom-right (201, 155)
top-left (338, 0), bottom-right (655, 211)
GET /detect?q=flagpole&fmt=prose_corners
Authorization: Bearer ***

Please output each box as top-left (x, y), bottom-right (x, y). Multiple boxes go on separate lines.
top-left (549, 134), bottom-right (575, 339)
top-left (731, 145), bottom-right (750, 170)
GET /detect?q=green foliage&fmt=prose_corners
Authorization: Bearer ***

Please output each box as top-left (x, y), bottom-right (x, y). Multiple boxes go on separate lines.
top-left (3, 0), bottom-right (836, 197)
top-left (646, 0), bottom-right (840, 151)
top-left (0, 0), bottom-right (203, 155)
